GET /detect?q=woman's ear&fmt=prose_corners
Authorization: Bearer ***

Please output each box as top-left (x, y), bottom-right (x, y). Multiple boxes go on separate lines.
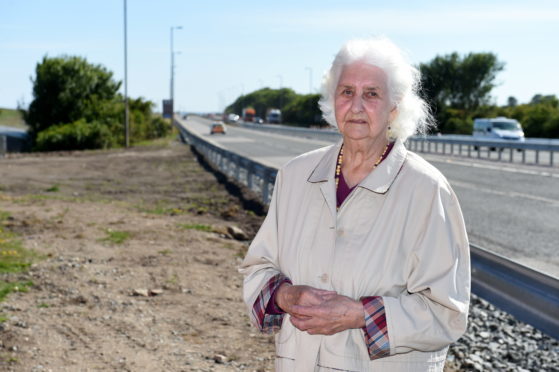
top-left (389, 106), bottom-right (398, 123)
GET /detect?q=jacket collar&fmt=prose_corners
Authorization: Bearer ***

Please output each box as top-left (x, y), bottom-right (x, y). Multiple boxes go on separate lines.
top-left (307, 138), bottom-right (407, 195)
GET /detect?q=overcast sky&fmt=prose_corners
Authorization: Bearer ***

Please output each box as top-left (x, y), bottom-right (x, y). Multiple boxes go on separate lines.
top-left (2, 0), bottom-right (558, 113)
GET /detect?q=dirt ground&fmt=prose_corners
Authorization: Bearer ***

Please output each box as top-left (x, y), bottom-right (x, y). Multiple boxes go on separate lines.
top-left (0, 139), bottom-right (276, 371)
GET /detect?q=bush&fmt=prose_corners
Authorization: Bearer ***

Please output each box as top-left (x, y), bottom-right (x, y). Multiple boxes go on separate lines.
top-left (282, 94), bottom-right (326, 127)
top-left (35, 119), bottom-right (115, 151)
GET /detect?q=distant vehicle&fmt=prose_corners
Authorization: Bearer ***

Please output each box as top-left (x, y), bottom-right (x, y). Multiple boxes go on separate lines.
top-left (473, 117), bottom-right (525, 141)
top-left (210, 122), bottom-right (226, 135)
top-left (224, 113), bottom-right (239, 124)
top-left (266, 108), bottom-right (282, 124)
top-left (242, 108), bottom-right (256, 122)
top-left (253, 117), bottom-right (264, 124)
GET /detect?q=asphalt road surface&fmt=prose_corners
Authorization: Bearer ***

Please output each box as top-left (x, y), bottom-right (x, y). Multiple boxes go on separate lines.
top-left (180, 116), bottom-right (559, 278)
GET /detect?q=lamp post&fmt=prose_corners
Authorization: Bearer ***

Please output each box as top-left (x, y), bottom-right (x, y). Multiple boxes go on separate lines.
top-left (123, 0), bottom-right (129, 147)
top-left (276, 75), bottom-right (283, 109)
top-left (305, 66), bottom-right (313, 94)
top-left (170, 26), bottom-right (182, 116)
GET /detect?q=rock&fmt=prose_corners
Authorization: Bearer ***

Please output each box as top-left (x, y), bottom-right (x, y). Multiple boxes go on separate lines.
top-left (478, 331), bottom-right (490, 339)
top-left (133, 288), bottom-right (149, 297)
top-left (149, 288), bottom-right (163, 296)
top-left (213, 354), bottom-right (227, 364)
top-left (227, 226), bottom-right (249, 241)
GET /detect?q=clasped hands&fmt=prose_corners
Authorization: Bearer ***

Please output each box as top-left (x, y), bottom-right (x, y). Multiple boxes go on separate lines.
top-left (275, 283), bottom-right (365, 335)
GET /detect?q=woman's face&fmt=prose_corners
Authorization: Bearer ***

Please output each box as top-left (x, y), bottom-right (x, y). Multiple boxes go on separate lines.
top-left (334, 62), bottom-right (397, 142)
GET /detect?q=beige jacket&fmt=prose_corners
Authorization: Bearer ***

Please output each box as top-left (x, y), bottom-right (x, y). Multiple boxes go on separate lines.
top-left (240, 139), bottom-right (470, 371)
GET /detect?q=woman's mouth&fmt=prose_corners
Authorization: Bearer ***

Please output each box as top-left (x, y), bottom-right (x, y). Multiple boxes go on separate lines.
top-left (348, 119), bottom-right (367, 124)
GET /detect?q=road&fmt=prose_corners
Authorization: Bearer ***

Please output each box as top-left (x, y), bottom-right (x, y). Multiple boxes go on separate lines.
top-left (180, 116), bottom-right (559, 278)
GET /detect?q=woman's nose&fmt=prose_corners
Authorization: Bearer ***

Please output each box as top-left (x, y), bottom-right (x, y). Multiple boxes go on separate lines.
top-left (351, 95), bottom-right (364, 113)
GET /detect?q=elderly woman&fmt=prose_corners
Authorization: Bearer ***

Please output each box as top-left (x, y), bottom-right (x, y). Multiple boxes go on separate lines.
top-left (240, 37), bottom-right (470, 371)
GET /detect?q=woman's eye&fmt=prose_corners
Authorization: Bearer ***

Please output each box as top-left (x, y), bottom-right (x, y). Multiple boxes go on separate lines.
top-left (365, 91), bottom-right (377, 98)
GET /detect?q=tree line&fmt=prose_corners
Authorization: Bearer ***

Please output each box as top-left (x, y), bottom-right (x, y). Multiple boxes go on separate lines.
top-left (22, 56), bottom-right (170, 151)
top-left (226, 52), bottom-right (558, 138)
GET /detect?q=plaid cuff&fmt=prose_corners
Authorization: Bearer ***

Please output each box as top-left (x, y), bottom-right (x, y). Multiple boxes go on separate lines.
top-left (250, 273), bottom-right (291, 333)
top-left (361, 296), bottom-right (390, 360)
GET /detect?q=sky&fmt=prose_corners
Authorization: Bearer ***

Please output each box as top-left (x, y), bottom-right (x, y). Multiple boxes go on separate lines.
top-left (1, 0), bottom-right (559, 113)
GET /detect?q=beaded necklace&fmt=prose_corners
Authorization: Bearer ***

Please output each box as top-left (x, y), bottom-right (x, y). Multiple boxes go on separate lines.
top-left (335, 143), bottom-right (390, 191)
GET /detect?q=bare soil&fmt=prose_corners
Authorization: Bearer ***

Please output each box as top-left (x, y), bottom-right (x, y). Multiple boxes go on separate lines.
top-left (0, 140), bottom-right (275, 371)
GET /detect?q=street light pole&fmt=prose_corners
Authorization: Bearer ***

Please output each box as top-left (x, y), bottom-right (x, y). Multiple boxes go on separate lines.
top-left (123, 0), bottom-right (129, 147)
top-left (276, 74), bottom-right (283, 109)
top-left (305, 66), bottom-right (313, 94)
top-left (170, 26), bottom-right (182, 116)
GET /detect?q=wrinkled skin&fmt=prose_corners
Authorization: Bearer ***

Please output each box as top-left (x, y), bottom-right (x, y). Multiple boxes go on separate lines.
top-left (276, 284), bottom-right (365, 335)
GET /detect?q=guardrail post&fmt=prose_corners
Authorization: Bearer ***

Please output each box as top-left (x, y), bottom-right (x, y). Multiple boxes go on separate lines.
top-left (477, 146), bottom-right (481, 158)
top-left (522, 150), bottom-right (526, 164)
top-left (498, 148), bottom-right (503, 161)
top-left (458, 144), bottom-right (462, 156)
top-left (535, 150), bottom-right (540, 165)
top-left (442, 143), bottom-right (446, 154)
top-left (509, 148), bottom-right (514, 162)
top-left (486, 146), bottom-right (491, 159)
top-left (551, 151), bottom-right (554, 166)
top-left (450, 143), bottom-right (454, 155)
top-left (247, 162), bottom-right (254, 191)
top-left (234, 157), bottom-right (240, 180)
top-left (421, 140), bottom-right (425, 153)
top-left (467, 145), bottom-right (471, 158)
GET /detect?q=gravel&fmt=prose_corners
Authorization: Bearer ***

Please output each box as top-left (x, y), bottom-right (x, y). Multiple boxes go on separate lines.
top-left (447, 294), bottom-right (559, 371)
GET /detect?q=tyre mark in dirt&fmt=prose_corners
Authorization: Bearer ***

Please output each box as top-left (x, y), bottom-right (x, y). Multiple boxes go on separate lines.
top-left (53, 323), bottom-right (118, 369)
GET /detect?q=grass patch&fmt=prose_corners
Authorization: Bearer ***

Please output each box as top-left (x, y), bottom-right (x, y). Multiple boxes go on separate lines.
top-left (0, 210), bottom-right (39, 302)
top-left (0, 281), bottom-right (33, 302)
top-left (99, 229), bottom-right (131, 245)
top-left (158, 249), bottom-right (172, 255)
top-left (166, 273), bottom-right (179, 286)
top-left (177, 223), bottom-right (213, 232)
top-left (45, 184), bottom-right (60, 192)
top-left (133, 127), bottom-right (178, 148)
top-left (0, 212), bottom-right (38, 274)
top-left (0, 107), bottom-right (27, 130)
top-left (136, 202), bottom-right (187, 216)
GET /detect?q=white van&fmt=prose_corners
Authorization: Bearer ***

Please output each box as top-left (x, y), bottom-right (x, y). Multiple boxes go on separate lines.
top-left (473, 117), bottom-right (525, 141)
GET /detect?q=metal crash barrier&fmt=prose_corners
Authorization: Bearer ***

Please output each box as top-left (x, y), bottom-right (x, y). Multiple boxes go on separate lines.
top-left (175, 120), bottom-right (277, 204)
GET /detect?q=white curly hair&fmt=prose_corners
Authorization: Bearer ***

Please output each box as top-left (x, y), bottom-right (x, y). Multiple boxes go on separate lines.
top-left (318, 37), bottom-right (434, 141)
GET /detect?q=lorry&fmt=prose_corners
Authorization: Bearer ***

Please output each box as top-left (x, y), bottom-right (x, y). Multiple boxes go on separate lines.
top-left (266, 108), bottom-right (282, 124)
top-left (242, 108), bottom-right (256, 122)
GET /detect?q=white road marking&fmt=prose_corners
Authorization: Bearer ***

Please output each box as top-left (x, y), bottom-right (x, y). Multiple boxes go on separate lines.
top-left (425, 155), bottom-right (559, 178)
top-left (450, 179), bottom-right (559, 206)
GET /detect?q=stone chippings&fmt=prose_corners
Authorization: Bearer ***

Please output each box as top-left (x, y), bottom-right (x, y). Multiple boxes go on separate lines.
top-left (446, 294), bottom-right (559, 371)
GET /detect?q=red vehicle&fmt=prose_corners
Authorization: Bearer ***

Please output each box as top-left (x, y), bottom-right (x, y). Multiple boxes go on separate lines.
top-left (242, 108), bottom-right (256, 122)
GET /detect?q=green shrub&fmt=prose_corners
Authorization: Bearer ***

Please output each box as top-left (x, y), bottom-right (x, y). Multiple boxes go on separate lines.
top-left (35, 119), bottom-right (115, 151)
